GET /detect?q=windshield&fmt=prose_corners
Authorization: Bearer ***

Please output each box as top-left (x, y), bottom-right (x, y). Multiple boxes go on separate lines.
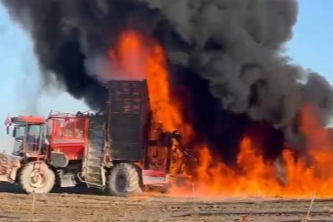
top-left (12, 124), bottom-right (43, 154)
top-left (13, 124), bottom-right (42, 138)
top-left (28, 125), bottom-right (41, 136)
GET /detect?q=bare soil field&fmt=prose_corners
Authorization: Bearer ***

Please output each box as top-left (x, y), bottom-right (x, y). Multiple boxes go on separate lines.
top-left (0, 184), bottom-right (333, 222)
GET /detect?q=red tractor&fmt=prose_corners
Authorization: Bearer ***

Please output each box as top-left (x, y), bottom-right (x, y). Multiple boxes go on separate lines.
top-left (0, 80), bottom-right (194, 195)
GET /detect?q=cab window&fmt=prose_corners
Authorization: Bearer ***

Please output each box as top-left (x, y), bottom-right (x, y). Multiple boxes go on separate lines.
top-left (28, 125), bottom-right (41, 136)
top-left (14, 125), bottom-right (26, 139)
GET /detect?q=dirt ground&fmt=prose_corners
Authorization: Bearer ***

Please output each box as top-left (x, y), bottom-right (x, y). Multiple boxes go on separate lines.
top-left (0, 184), bottom-right (333, 222)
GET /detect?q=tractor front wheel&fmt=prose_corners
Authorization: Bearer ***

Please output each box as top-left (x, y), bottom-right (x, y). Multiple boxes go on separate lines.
top-left (19, 161), bottom-right (55, 194)
top-left (107, 163), bottom-right (141, 196)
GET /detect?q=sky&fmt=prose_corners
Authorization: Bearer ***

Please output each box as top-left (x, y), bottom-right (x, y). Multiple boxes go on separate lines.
top-left (0, 1), bottom-right (332, 149)
top-left (286, 0), bottom-right (333, 83)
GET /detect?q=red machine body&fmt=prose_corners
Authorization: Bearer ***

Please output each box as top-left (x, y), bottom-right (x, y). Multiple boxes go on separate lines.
top-left (46, 113), bottom-right (89, 161)
top-left (0, 80), bottom-right (194, 196)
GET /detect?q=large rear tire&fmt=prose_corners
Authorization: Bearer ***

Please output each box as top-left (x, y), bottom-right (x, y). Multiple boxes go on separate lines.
top-left (107, 163), bottom-right (141, 196)
top-left (19, 161), bottom-right (55, 194)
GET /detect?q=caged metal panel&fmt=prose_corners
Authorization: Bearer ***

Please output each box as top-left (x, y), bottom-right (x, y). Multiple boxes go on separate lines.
top-left (107, 80), bottom-right (150, 161)
top-left (107, 80), bottom-right (147, 115)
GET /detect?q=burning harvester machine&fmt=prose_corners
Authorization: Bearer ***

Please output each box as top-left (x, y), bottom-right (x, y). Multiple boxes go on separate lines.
top-left (0, 80), bottom-right (194, 195)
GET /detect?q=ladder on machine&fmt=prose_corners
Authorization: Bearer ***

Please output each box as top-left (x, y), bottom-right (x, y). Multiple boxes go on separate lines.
top-left (81, 115), bottom-right (106, 188)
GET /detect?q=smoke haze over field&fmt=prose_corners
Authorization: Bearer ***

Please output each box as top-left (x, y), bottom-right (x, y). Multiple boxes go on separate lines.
top-left (1, 0), bottom-right (333, 157)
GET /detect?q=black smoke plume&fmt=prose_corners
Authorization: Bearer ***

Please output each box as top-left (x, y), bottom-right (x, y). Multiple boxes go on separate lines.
top-left (1, 0), bottom-right (333, 159)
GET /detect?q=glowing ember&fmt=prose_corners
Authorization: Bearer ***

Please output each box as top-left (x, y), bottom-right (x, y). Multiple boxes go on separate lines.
top-left (109, 29), bottom-right (333, 199)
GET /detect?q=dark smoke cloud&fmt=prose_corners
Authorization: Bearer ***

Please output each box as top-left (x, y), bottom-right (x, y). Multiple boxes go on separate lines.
top-left (0, 0), bottom-right (160, 111)
top-left (140, 0), bottom-right (333, 151)
top-left (141, 0), bottom-right (332, 123)
top-left (1, 0), bottom-right (333, 154)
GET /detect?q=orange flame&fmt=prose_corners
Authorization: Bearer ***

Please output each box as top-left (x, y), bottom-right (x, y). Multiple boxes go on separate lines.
top-left (108, 29), bottom-right (188, 132)
top-left (109, 29), bottom-right (192, 175)
top-left (109, 29), bottom-right (333, 199)
top-left (191, 105), bottom-right (333, 198)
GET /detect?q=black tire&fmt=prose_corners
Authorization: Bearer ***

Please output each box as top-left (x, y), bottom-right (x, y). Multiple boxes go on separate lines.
top-left (19, 161), bottom-right (55, 194)
top-left (107, 163), bottom-right (141, 196)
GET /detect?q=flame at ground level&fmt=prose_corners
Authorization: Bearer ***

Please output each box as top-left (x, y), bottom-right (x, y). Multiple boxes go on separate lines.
top-left (109, 29), bottom-right (333, 199)
top-left (170, 140), bottom-right (333, 199)
top-left (171, 105), bottom-right (333, 198)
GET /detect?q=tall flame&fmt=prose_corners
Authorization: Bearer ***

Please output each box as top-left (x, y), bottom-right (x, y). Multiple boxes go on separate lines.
top-left (108, 29), bottom-right (191, 175)
top-left (108, 29), bottom-right (187, 132)
top-left (109, 29), bottom-right (333, 199)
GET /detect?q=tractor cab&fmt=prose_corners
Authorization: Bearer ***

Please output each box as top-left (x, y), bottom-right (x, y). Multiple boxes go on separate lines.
top-left (8, 116), bottom-right (45, 157)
